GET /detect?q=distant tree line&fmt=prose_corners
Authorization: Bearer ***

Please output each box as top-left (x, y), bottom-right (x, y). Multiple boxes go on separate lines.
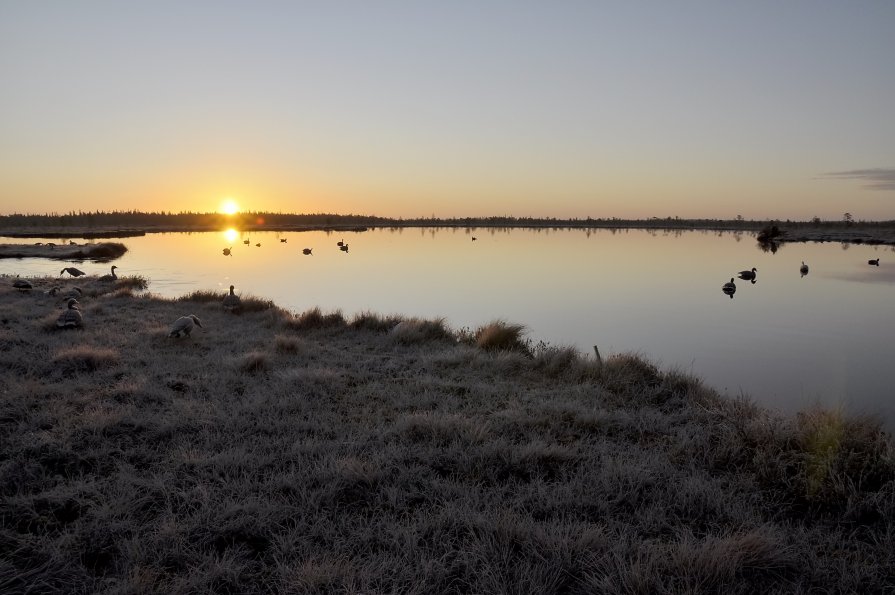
top-left (0, 210), bottom-right (891, 230)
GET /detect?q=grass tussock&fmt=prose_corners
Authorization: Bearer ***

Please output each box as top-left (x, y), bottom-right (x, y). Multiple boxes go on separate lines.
top-left (349, 310), bottom-right (403, 332)
top-left (1, 282), bottom-right (894, 593)
top-left (51, 345), bottom-right (118, 374)
top-left (389, 317), bottom-right (452, 344)
top-left (237, 351), bottom-right (269, 373)
top-left (284, 306), bottom-right (345, 330)
top-left (474, 319), bottom-right (528, 352)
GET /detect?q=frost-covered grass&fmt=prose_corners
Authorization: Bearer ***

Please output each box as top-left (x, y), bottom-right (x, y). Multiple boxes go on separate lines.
top-left (1, 276), bottom-right (893, 593)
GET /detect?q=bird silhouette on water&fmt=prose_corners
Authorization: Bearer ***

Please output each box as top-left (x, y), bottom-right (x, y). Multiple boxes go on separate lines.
top-left (722, 278), bottom-right (736, 299)
top-left (869, 258), bottom-right (880, 266)
top-left (800, 261), bottom-right (809, 277)
top-left (737, 267), bottom-right (757, 282)
top-left (222, 247), bottom-right (232, 256)
top-left (340, 244), bottom-right (349, 252)
top-left (302, 248), bottom-right (313, 255)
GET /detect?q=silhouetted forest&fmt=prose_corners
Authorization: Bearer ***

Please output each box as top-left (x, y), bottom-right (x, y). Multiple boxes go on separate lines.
top-left (1, 210), bottom-right (892, 231)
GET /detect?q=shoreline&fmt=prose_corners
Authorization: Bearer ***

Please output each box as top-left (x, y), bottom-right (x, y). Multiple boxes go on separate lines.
top-left (3, 221), bottom-right (895, 245)
top-left (2, 275), bottom-right (893, 591)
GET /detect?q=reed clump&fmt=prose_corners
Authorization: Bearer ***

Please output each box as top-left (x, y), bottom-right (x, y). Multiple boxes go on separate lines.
top-left (1, 278), bottom-right (893, 593)
top-left (474, 319), bottom-right (528, 352)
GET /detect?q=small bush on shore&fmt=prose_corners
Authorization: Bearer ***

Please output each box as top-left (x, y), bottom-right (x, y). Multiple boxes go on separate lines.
top-left (51, 345), bottom-right (118, 374)
top-left (389, 317), bottom-right (452, 344)
top-left (284, 306), bottom-right (345, 330)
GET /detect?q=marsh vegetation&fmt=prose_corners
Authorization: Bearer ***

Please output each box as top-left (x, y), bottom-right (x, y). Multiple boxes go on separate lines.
top-left (1, 276), bottom-right (893, 593)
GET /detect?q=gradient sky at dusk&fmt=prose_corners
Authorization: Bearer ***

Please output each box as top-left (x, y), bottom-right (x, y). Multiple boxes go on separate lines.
top-left (2, 1), bottom-right (893, 219)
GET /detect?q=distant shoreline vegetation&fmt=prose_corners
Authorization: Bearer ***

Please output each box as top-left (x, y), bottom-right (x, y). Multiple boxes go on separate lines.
top-left (2, 211), bottom-right (895, 244)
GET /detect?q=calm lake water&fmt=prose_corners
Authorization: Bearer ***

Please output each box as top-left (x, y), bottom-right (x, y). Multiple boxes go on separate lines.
top-left (4, 228), bottom-right (894, 423)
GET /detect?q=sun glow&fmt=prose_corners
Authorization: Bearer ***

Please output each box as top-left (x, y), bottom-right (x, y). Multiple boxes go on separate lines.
top-left (220, 198), bottom-right (240, 215)
top-left (223, 228), bottom-right (240, 243)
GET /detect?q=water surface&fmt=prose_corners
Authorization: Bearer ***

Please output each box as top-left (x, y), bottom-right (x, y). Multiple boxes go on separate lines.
top-left (4, 228), bottom-right (893, 423)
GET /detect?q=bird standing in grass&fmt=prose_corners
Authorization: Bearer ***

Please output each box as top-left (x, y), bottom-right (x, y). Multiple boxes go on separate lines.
top-left (98, 265), bottom-right (118, 282)
top-left (737, 267), bottom-right (757, 281)
top-left (800, 261), bottom-right (809, 276)
top-left (222, 285), bottom-right (241, 312)
top-left (56, 299), bottom-right (83, 328)
top-left (169, 315), bottom-right (202, 338)
top-left (869, 258), bottom-right (880, 266)
top-left (60, 267), bottom-right (86, 277)
top-left (13, 279), bottom-right (32, 291)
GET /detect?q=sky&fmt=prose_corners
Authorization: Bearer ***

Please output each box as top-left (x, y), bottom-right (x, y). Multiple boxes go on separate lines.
top-left (1, 1), bottom-right (894, 220)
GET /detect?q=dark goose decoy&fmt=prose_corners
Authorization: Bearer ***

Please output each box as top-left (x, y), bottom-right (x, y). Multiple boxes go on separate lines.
top-left (222, 285), bottom-right (241, 312)
top-left (800, 261), bottom-right (809, 276)
top-left (98, 265), bottom-right (118, 282)
top-left (60, 267), bottom-right (86, 277)
top-left (243, 239), bottom-right (250, 245)
top-left (255, 243), bottom-right (261, 248)
top-left (722, 277), bottom-right (736, 298)
top-left (302, 248), bottom-right (313, 255)
top-left (280, 238), bottom-right (287, 243)
top-left (337, 239), bottom-right (344, 246)
top-left (56, 299), bottom-right (83, 328)
top-left (737, 267), bottom-right (757, 281)
top-left (222, 247), bottom-right (232, 256)
top-left (340, 244), bottom-right (349, 252)
top-left (869, 258), bottom-right (880, 266)
top-left (169, 315), bottom-right (202, 338)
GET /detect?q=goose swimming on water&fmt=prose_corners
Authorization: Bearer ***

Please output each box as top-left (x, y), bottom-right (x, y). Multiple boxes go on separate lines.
top-left (722, 278), bottom-right (736, 298)
top-left (737, 267), bottom-right (757, 281)
top-left (869, 258), bottom-right (880, 266)
top-left (302, 248), bottom-right (313, 255)
top-left (800, 261), bottom-right (809, 276)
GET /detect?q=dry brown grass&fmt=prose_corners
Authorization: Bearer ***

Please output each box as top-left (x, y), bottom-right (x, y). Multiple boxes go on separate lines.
top-left (474, 319), bottom-right (528, 352)
top-left (1, 277), bottom-right (893, 593)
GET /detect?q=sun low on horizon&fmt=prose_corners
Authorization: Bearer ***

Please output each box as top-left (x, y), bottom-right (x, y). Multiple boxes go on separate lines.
top-left (219, 199), bottom-right (240, 215)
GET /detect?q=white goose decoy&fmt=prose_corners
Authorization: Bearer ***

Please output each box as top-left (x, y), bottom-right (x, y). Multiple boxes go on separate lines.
top-left (800, 261), bottom-right (809, 276)
top-left (98, 265), bottom-right (118, 282)
top-left (737, 267), bottom-right (757, 281)
top-left (60, 267), bottom-right (86, 277)
top-left (169, 315), bottom-right (202, 338)
top-left (222, 285), bottom-right (241, 312)
top-left (56, 299), bottom-right (83, 328)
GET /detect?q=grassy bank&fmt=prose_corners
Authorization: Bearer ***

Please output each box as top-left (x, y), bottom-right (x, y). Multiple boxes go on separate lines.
top-left (0, 242), bottom-right (128, 261)
top-left (1, 277), bottom-right (893, 593)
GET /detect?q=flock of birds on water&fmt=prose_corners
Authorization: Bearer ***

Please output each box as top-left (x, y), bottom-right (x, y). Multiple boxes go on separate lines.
top-left (222, 237), bottom-right (352, 258)
top-left (720, 257), bottom-right (882, 299)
